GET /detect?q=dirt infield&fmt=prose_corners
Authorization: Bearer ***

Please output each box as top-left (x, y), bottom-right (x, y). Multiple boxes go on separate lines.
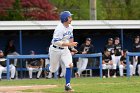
top-left (0, 85), bottom-right (57, 93)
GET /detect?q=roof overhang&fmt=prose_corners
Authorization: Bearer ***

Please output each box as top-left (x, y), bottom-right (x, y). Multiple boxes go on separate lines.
top-left (0, 20), bottom-right (139, 30)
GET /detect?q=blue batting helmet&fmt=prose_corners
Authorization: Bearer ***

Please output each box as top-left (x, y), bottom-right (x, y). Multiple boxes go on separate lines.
top-left (60, 11), bottom-right (73, 23)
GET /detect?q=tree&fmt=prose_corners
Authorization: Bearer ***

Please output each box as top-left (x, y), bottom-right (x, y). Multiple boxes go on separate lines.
top-left (0, 0), bottom-right (59, 20)
top-left (21, 0), bottom-right (59, 20)
top-left (97, 0), bottom-right (140, 20)
top-left (50, 0), bottom-right (90, 20)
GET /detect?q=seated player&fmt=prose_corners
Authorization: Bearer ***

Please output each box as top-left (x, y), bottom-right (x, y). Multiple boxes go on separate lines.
top-left (26, 50), bottom-right (44, 79)
top-left (119, 49), bottom-right (133, 77)
top-left (0, 50), bottom-right (16, 80)
top-left (75, 38), bottom-right (95, 78)
top-left (102, 49), bottom-right (116, 78)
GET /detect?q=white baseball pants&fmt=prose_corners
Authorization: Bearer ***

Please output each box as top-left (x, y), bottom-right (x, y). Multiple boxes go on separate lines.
top-left (49, 45), bottom-right (73, 73)
top-left (27, 67), bottom-right (42, 78)
top-left (0, 64), bottom-right (16, 79)
top-left (77, 58), bottom-right (88, 76)
top-left (119, 64), bottom-right (133, 76)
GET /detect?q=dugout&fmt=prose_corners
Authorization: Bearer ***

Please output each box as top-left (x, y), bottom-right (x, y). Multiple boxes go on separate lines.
top-left (0, 20), bottom-right (140, 77)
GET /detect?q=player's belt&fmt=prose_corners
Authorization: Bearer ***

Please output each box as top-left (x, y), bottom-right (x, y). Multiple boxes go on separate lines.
top-left (53, 45), bottom-right (64, 50)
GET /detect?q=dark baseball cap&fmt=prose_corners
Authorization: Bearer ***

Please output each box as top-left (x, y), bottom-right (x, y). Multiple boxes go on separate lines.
top-left (86, 38), bottom-right (91, 41)
top-left (115, 37), bottom-right (120, 40)
top-left (108, 38), bottom-right (113, 41)
top-left (123, 49), bottom-right (128, 53)
top-left (105, 48), bottom-right (111, 52)
top-left (30, 50), bottom-right (35, 54)
top-left (135, 36), bottom-right (140, 38)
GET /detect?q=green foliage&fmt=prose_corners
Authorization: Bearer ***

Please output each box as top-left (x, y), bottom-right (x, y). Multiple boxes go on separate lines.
top-left (97, 0), bottom-right (140, 20)
top-left (7, 0), bottom-right (25, 20)
top-left (49, 0), bottom-right (90, 20)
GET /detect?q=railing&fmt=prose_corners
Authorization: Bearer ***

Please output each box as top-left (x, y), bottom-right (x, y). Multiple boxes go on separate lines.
top-left (126, 52), bottom-right (140, 77)
top-left (6, 53), bottom-right (102, 80)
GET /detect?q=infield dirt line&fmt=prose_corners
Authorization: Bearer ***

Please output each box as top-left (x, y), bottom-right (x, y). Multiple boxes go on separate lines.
top-left (0, 85), bottom-right (57, 93)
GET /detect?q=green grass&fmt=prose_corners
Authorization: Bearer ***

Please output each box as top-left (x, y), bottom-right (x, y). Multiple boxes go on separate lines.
top-left (1, 77), bottom-right (140, 93)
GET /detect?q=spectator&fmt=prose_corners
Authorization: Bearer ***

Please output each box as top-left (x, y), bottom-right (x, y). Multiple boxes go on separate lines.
top-left (119, 49), bottom-right (133, 77)
top-left (4, 39), bottom-right (19, 66)
top-left (132, 36), bottom-right (140, 75)
top-left (75, 38), bottom-right (95, 78)
top-left (102, 49), bottom-right (116, 78)
top-left (26, 50), bottom-right (44, 79)
top-left (0, 50), bottom-right (16, 80)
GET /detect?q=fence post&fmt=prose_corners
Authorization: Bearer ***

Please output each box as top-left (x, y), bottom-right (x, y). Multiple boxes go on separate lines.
top-left (6, 58), bottom-right (10, 80)
top-left (126, 53), bottom-right (130, 78)
top-left (100, 55), bottom-right (102, 78)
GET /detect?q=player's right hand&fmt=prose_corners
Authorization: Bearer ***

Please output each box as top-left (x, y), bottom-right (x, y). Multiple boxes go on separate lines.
top-left (69, 42), bottom-right (78, 47)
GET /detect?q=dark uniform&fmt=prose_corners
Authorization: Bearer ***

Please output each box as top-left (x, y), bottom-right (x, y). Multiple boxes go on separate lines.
top-left (102, 54), bottom-right (112, 63)
top-left (102, 54), bottom-right (113, 77)
top-left (114, 44), bottom-right (122, 56)
top-left (28, 58), bottom-right (42, 67)
top-left (79, 43), bottom-right (95, 54)
top-left (119, 52), bottom-right (133, 76)
top-left (102, 51), bottom-right (116, 76)
top-left (104, 44), bottom-right (115, 55)
top-left (120, 56), bottom-right (126, 64)
top-left (132, 41), bottom-right (140, 75)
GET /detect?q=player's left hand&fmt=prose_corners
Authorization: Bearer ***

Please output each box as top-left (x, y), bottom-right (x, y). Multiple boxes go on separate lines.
top-left (71, 48), bottom-right (78, 53)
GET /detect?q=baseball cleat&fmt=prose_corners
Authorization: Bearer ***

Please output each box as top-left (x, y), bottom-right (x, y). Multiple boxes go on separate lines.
top-left (65, 84), bottom-right (74, 92)
top-left (103, 76), bottom-right (106, 78)
top-left (112, 75), bottom-right (117, 78)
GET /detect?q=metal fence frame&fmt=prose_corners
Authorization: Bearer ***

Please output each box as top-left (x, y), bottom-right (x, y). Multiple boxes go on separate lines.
top-left (6, 53), bottom-right (102, 80)
top-left (126, 52), bottom-right (140, 77)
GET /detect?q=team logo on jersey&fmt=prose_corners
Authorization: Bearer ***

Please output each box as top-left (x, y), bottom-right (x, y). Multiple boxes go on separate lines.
top-left (63, 31), bottom-right (72, 36)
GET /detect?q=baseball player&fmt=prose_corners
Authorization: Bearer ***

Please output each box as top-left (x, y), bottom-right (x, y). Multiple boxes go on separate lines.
top-left (26, 50), bottom-right (44, 79)
top-left (0, 50), bottom-right (16, 80)
top-left (75, 38), bottom-right (95, 78)
top-left (49, 11), bottom-right (78, 92)
top-left (104, 38), bottom-right (116, 77)
top-left (102, 49), bottom-right (116, 78)
top-left (114, 37), bottom-right (122, 66)
top-left (132, 36), bottom-right (140, 75)
top-left (119, 49), bottom-right (133, 76)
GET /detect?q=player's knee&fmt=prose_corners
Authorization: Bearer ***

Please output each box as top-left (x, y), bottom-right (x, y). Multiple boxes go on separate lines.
top-left (66, 63), bottom-right (73, 68)
top-left (102, 64), bottom-right (106, 69)
top-left (28, 68), bottom-right (33, 71)
top-left (38, 68), bottom-right (42, 71)
top-left (69, 63), bottom-right (73, 68)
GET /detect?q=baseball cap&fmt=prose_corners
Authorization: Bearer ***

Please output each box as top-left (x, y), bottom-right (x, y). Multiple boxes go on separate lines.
top-left (123, 49), bottom-right (128, 53)
top-left (30, 50), bottom-right (35, 55)
top-left (135, 36), bottom-right (140, 38)
top-left (86, 38), bottom-right (91, 41)
top-left (115, 37), bottom-right (120, 40)
top-left (108, 38), bottom-right (113, 41)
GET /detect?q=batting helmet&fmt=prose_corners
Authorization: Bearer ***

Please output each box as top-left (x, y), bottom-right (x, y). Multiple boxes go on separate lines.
top-left (60, 11), bottom-right (73, 23)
